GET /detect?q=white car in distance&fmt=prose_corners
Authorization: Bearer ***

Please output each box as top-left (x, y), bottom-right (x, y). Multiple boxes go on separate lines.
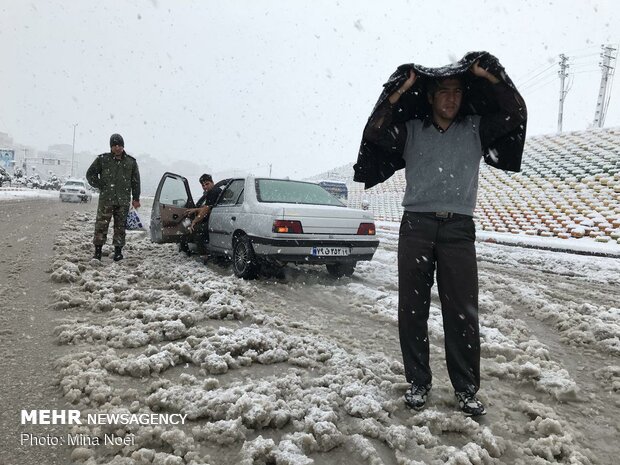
top-left (59, 179), bottom-right (92, 203)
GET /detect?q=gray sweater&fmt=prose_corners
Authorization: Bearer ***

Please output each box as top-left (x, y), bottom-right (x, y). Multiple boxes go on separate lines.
top-left (363, 82), bottom-right (526, 216)
top-left (402, 116), bottom-right (482, 216)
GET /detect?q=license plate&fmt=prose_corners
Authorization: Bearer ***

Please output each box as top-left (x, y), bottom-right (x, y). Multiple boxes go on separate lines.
top-left (311, 246), bottom-right (350, 256)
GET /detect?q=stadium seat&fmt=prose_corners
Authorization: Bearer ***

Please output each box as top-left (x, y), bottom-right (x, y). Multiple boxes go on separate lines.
top-left (312, 127), bottom-right (620, 241)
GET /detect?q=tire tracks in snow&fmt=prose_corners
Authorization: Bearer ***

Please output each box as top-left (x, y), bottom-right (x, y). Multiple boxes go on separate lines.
top-left (0, 198), bottom-right (94, 465)
top-left (480, 257), bottom-right (620, 464)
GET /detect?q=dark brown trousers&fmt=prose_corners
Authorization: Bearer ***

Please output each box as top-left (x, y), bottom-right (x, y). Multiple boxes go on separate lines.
top-left (398, 211), bottom-right (480, 393)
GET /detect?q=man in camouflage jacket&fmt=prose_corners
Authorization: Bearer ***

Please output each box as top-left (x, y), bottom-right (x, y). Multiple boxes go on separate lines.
top-left (86, 133), bottom-right (141, 261)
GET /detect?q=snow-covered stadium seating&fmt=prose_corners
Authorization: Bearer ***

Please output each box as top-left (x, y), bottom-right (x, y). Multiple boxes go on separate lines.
top-left (310, 127), bottom-right (620, 243)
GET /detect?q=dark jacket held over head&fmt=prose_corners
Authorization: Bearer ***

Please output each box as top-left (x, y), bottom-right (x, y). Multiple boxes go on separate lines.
top-left (353, 51), bottom-right (528, 189)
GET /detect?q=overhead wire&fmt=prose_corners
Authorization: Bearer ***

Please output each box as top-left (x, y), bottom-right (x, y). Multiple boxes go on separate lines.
top-left (560, 45), bottom-right (602, 56)
top-left (520, 74), bottom-right (560, 93)
top-left (515, 62), bottom-right (557, 86)
top-left (566, 52), bottom-right (600, 60)
top-left (515, 45), bottom-right (604, 88)
top-left (570, 69), bottom-right (603, 76)
top-left (517, 70), bottom-right (558, 93)
top-left (569, 59), bottom-right (600, 68)
top-left (513, 44), bottom-right (619, 128)
top-left (518, 47), bottom-right (609, 94)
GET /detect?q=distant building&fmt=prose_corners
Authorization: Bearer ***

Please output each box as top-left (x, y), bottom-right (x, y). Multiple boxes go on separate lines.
top-left (48, 144), bottom-right (72, 157)
top-left (0, 132), bottom-right (14, 148)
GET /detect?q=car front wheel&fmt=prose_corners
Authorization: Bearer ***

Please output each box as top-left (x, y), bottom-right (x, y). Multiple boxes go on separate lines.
top-left (326, 262), bottom-right (356, 278)
top-left (232, 235), bottom-right (258, 279)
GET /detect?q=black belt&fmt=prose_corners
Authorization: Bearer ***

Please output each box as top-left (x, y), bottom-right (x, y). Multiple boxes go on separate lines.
top-left (404, 211), bottom-right (470, 220)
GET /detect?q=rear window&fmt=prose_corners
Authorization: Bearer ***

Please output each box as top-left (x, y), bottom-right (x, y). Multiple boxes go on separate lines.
top-left (255, 179), bottom-right (344, 206)
top-left (64, 181), bottom-right (85, 187)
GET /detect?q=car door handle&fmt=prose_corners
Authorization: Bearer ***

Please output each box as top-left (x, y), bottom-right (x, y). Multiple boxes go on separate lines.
top-left (231, 216), bottom-right (236, 221)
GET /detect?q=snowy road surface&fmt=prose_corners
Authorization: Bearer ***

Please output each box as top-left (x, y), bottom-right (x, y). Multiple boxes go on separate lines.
top-left (2, 198), bottom-right (620, 465)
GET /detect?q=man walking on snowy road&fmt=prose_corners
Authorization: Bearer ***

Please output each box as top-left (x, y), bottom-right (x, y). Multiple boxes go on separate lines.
top-left (360, 52), bottom-right (526, 416)
top-left (86, 133), bottom-right (141, 262)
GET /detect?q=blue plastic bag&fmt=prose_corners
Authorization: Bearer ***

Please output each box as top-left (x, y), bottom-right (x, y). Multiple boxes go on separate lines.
top-left (125, 206), bottom-right (144, 230)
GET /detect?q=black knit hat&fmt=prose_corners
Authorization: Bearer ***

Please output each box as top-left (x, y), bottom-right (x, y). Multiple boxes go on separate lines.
top-left (110, 133), bottom-right (124, 147)
top-left (199, 173), bottom-right (213, 183)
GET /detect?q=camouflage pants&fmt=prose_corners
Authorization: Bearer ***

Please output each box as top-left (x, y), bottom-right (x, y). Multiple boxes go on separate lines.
top-left (93, 203), bottom-right (129, 247)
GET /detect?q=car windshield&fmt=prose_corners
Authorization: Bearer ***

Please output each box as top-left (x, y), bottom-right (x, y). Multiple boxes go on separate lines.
top-left (65, 181), bottom-right (84, 187)
top-left (255, 179), bottom-right (344, 206)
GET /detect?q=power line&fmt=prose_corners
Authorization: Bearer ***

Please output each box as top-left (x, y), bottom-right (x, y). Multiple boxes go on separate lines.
top-left (520, 78), bottom-right (558, 94)
top-left (572, 63), bottom-right (599, 71)
top-left (520, 67), bottom-right (600, 93)
top-left (570, 69), bottom-right (603, 76)
top-left (516, 62), bottom-right (556, 86)
top-left (515, 45), bottom-right (601, 84)
top-left (520, 74), bottom-right (559, 92)
top-left (517, 69), bottom-right (558, 91)
top-left (561, 45), bottom-right (601, 55)
top-left (514, 44), bottom-right (618, 132)
top-left (566, 52), bottom-right (600, 60)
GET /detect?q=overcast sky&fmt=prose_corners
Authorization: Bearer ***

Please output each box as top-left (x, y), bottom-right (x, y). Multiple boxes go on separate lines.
top-left (1, 0), bottom-right (618, 179)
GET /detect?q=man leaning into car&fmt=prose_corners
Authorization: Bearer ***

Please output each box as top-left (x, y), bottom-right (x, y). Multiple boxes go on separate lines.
top-left (183, 174), bottom-right (222, 261)
top-left (86, 133), bottom-right (141, 262)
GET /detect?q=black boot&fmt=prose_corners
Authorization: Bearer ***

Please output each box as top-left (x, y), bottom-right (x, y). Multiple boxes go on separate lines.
top-left (113, 246), bottom-right (124, 262)
top-left (179, 241), bottom-right (191, 257)
top-left (94, 245), bottom-right (102, 260)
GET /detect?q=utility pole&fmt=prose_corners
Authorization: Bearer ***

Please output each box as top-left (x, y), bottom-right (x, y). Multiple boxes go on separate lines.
top-left (269, 163), bottom-right (272, 177)
top-left (71, 123), bottom-right (78, 177)
top-left (593, 45), bottom-right (617, 128)
top-left (557, 54), bottom-right (569, 133)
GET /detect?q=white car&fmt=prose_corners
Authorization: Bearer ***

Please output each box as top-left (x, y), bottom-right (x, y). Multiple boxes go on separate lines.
top-left (59, 179), bottom-right (92, 203)
top-left (150, 173), bottom-right (379, 278)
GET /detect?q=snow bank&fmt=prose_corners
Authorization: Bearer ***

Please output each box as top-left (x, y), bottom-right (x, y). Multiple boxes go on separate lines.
top-left (47, 212), bottom-right (613, 464)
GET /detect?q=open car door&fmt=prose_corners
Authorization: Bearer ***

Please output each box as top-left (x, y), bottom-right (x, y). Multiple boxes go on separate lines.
top-left (150, 172), bottom-right (195, 243)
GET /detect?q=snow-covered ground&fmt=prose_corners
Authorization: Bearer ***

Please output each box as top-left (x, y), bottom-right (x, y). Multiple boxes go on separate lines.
top-left (0, 187), bottom-right (60, 201)
top-left (2, 189), bottom-right (618, 464)
top-left (37, 202), bottom-right (619, 465)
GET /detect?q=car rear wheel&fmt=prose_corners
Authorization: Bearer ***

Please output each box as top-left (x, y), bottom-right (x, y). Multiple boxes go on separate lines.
top-left (232, 235), bottom-right (258, 279)
top-left (326, 262), bottom-right (356, 278)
